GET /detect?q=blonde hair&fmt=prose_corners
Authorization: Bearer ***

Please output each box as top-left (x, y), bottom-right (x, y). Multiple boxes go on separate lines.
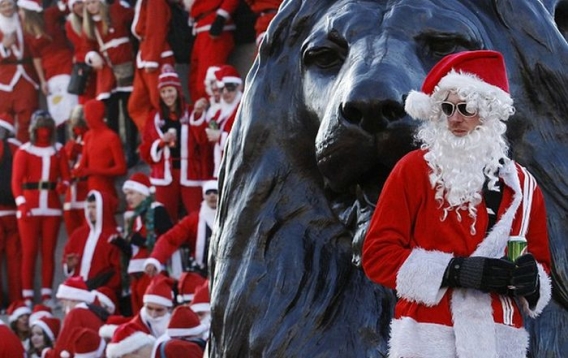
top-left (82, 0), bottom-right (110, 40)
top-left (68, 12), bottom-right (83, 36)
top-left (21, 9), bottom-right (49, 39)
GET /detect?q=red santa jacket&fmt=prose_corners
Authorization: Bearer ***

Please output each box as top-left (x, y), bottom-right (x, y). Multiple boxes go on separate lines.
top-left (12, 142), bottom-right (71, 216)
top-left (0, 321), bottom-right (25, 357)
top-left (0, 13), bottom-right (38, 91)
top-left (62, 190), bottom-right (122, 293)
top-left (190, 0), bottom-right (239, 34)
top-left (65, 19), bottom-right (87, 63)
top-left (139, 108), bottom-right (214, 187)
top-left (145, 201), bottom-right (215, 272)
top-left (245, 0), bottom-right (282, 39)
top-left (63, 136), bottom-right (89, 211)
top-left (0, 137), bottom-right (20, 215)
top-left (362, 149), bottom-right (552, 358)
top-left (131, 0), bottom-right (173, 68)
top-left (209, 91), bottom-right (241, 176)
top-left (25, 7), bottom-right (73, 80)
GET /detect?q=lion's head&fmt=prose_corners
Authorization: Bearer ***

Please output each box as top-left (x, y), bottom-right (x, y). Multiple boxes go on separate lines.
top-left (210, 1), bottom-right (568, 356)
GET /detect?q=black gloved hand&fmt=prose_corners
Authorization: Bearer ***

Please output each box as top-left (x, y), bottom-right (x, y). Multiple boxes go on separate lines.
top-left (109, 235), bottom-right (132, 258)
top-left (130, 232), bottom-right (146, 247)
top-left (510, 253), bottom-right (540, 308)
top-left (442, 256), bottom-right (515, 294)
top-left (209, 15), bottom-right (226, 37)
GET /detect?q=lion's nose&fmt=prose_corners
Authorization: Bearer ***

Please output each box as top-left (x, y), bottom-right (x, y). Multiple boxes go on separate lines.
top-left (339, 97), bottom-right (406, 133)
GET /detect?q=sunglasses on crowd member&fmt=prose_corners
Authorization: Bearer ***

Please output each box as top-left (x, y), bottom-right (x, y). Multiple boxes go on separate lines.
top-left (205, 189), bottom-right (219, 195)
top-left (223, 83), bottom-right (238, 92)
top-left (441, 101), bottom-right (477, 117)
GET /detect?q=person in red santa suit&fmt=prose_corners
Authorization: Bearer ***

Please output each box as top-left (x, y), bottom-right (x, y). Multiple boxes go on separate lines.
top-left (105, 321), bottom-right (155, 358)
top-left (63, 105), bottom-right (90, 236)
top-left (144, 180), bottom-right (217, 279)
top-left (245, 0), bottom-right (282, 47)
top-left (189, 65), bottom-right (222, 129)
top-left (139, 65), bottom-right (214, 222)
top-left (0, 319), bottom-right (26, 357)
top-left (112, 172), bottom-right (173, 314)
top-left (188, 0), bottom-right (239, 103)
top-left (362, 50), bottom-right (552, 358)
top-left (82, 0), bottom-right (139, 168)
top-left (0, 112), bottom-right (23, 308)
top-left (64, 0), bottom-right (97, 104)
top-left (12, 110), bottom-right (71, 307)
top-left (72, 99), bottom-right (127, 200)
top-left (204, 65), bottom-right (242, 177)
top-left (0, 0), bottom-right (38, 144)
top-left (62, 190), bottom-right (122, 297)
top-left (17, 0), bottom-right (78, 141)
top-left (151, 305), bottom-right (207, 358)
top-left (127, 0), bottom-right (174, 134)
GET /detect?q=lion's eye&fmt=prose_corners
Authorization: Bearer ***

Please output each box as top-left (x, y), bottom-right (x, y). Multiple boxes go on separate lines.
top-left (428, 40), bottom-right (459, 57)
top-left (418, 34), bottom-right (481, 60)
top-left (303, 47), bottom-right (345, 70)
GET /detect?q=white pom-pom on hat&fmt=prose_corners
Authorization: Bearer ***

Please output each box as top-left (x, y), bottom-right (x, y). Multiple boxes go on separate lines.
top-left (404, 90), bottom-right (432, 120)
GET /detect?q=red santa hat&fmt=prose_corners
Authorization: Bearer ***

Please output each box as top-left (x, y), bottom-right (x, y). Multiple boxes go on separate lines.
top-left (106, 322), bottom-right (156, 358)
top-left (31, 316), bottom-right (61, 342)
top-left (0, 113), bottom-right (15, 134)
top-left (215, 65), bottom-right (242, 87)
top-left (158, 64), bottom-right (182, 90)
top-left (98, 315), bottom-right (131, 340)
top-left (83, 99), bottom-right (106, 123)
top-left (7, 300), bottom-right (31, 323)
top-left (404, 50), bottom-right (511, 121)
top-left (17, 0), bottom-right (42, 11)
top-left (202, 179), bottom-right (218, 197)
top-left (177, 272), bottom-right (206, 303)
top-left (204, 65), bottom-right (221, 95)
top-left (190, 280), bottom-right (210, 313)
top-left (56, 276), bottom-right (96, 304)
top-left (166, 305), bottom-right (208, 338)
top-left (122, 172), bottom-right (155, 196)
top-left (70, 328), bottom-right (106, 358)
top-left (93, 287), bottom-right (117, 314)
top-left (29, 304), bottom-right (53, 323)
top-left (143, 274), bottom-right (174, 308)
top-left (67, 0), bottom-right (82, 11)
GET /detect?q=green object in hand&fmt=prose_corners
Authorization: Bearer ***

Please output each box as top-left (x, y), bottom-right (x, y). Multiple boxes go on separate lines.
top-left (507, 236), bottom-right (527, 261)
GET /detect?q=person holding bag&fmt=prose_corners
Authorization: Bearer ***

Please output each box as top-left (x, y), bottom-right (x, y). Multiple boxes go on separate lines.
top-left (82, 0), bottom-right (139, 167)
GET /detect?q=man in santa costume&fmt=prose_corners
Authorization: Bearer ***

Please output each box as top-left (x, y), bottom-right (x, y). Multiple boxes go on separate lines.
top-left (0, 0), bottom-right (38, 143)
top-left (127, 0), bottom-right (174, 133)
top-left (204, 65), bottom-right (242, 177)
top-left (144, 180), bottom-right (217, 278)
top-left (188, 0), bottom-right (239, 102)
top-left (105, 321), bottom-right (155, 358)
top-left (0, 112), bottom-right (22, 308)
top-left (61, 190), bottom-right (122, 296)
top-left (151, 305), bottom-right (207, 358)
top-left (362, 50), bottom-right (552, 358)
top-left (12, 110), bottom-right (71, 307)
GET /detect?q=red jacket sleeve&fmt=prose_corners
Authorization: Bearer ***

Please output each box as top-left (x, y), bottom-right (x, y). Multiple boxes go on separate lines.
top-left (150, 212), bottom-right (198, 264)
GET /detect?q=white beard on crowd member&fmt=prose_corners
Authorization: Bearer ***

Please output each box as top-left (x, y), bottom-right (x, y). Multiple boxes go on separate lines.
top-left (0, 12), bottom-right (18, 35)
top-left (416, 114), bottom-right (509, 234)
top-left (141, 306), bottom-right (171, 338)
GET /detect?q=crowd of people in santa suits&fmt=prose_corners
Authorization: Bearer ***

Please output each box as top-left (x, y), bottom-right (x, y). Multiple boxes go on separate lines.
top-left (0, 0), bottom-right (285, 356)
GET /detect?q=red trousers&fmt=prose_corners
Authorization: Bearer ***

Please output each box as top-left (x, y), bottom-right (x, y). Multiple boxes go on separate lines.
top-left (0, 79), bottom-right (38, 143)
top-left (63, 208), bottom-right (85, 237)
top-left (154, 168), bottom-right (203, 222)
top-left (188, 31), bottom-right (235, 102)
top-left (130, 273), bottom-right (151, 314)
top-left (18, 215), bottom-right (61, 300)
top-left (0, 215), bottom-right (22, 306)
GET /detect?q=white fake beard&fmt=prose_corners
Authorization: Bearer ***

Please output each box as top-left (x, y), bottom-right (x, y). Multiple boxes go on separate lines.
top-left (0, 13), bottom-right (18, 35)
top-left (417, 118), bottom-right (509, 232)
top-left (141, 307), bottom-right (171, 338)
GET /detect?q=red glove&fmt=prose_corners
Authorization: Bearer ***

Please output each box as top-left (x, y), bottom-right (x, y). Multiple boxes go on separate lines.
top-left (18, 203), bottom-right (31, 218)
top-left (56, 181), bottom-right (69, 195)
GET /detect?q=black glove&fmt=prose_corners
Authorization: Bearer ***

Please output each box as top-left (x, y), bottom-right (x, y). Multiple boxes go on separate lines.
top-left (209, 15), bottom-right (226, 37)
top-left (109, 235), bottom-right (132, 258)
top-left (442, 256), bottom-right (515, 294)
top-left (130, 232), bottom-right (146, 247)
top-left (510, 253), bottom-right (540, 308)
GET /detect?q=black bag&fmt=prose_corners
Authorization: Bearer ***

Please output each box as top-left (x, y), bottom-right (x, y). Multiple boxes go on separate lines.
top-left (67, 62), bottom-right (92, 95)
top-left (167, 1), bottom-right (194, 63)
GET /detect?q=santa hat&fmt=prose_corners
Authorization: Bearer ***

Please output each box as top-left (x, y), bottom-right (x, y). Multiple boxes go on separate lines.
top-left (7, 300), bottom-right (31, 323)
top-left (204, 65), bottom-right (221, 95)
top-left (0, 113), bottom-right (15, 134)
top-left (17, 0), bottom-right (42, 11)
top-left (106, 323), bottom-right (155, 358)
top-left (177, 272), bottom-right (206, 303)
top-left (143, 275), bottom-right (174, 308)
top-left (122, 172), bottom-right (155, 196)
top-left (56, 276), bottom-right (96, 304)
top-left (93, 287), bottom-right (117, 314)
top-left (158, 64), bottom-right (182, 90)
top-left (99, 315), bottom-right (131, 340)
top-left (29, 304), bottom-right (53, 323)
top-left (215, 65), bottom-right (242, 87)
top-left (31, 316), bottom-right (61, 342)
top-left (166, 305), bottom-right (208, 338)
top-left (67, 0), bottom-right (82, 11)
top-left (202, 179), bottom-right (218, 197)
top-left (70, 328), bottom-right (106, 358)
top-left (190, 280), bottom-right (210, 313)
top-left (404, 50), bottom-right (511, 121)
top-left (83, 99), bottom-right (106, 123)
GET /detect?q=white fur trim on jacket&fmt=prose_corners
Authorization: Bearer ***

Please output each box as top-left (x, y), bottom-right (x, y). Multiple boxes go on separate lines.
top-left (520, 263), bottom-right (552, 318)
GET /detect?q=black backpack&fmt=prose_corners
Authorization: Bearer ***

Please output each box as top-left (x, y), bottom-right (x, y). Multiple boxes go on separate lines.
top-left (0, 139), bottom-right (15, 206)
top-left (167, 1), bottom-right (194, 64)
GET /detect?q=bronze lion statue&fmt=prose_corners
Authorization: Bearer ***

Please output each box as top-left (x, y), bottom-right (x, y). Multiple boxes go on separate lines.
top-left (209, 0), bottom-right (568, 356)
